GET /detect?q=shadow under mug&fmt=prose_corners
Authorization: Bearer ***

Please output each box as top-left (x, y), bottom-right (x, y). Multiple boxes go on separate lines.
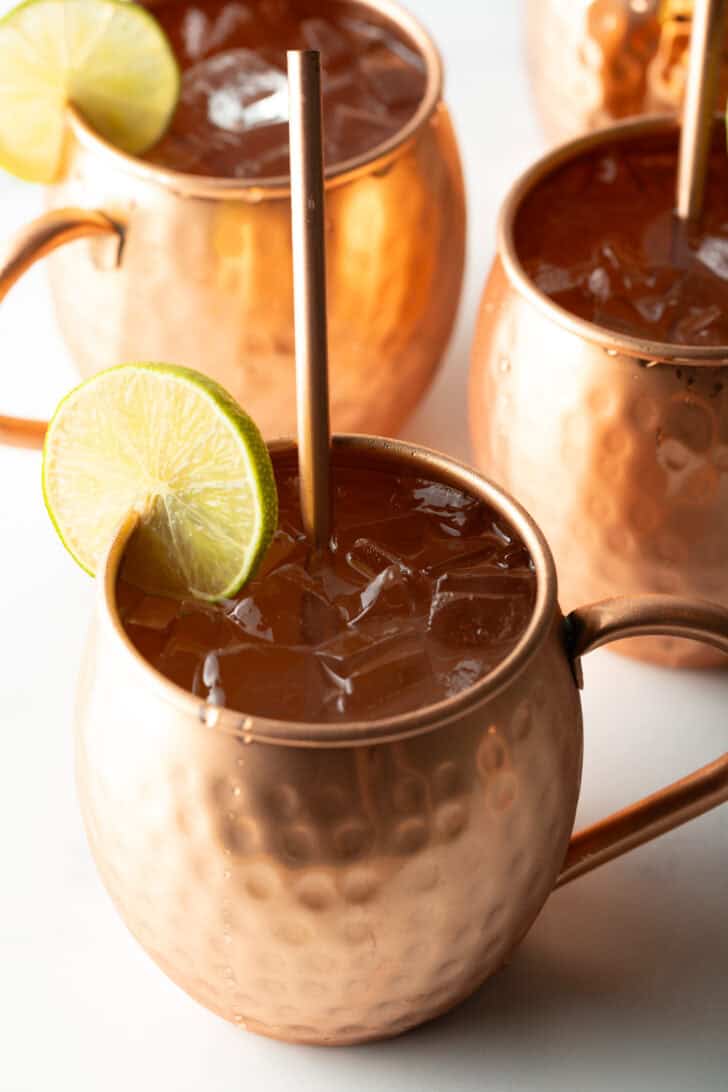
top-left (0, 0), bottom-right (465, 443)
top-left (62, 435), bottom-right (728, 1044)
top-left (470, 115), bottom-right (728, 669)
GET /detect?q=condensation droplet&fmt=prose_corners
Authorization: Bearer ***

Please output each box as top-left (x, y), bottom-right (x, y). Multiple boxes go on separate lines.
top-left (240, 716), bottom-right (254, 744)
top-left (202, 704), bottom-right (221, 728)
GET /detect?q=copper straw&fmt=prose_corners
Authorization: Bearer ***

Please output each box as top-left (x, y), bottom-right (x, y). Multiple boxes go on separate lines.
top-left (288, 50), bottom-right (332, 549)
top-left (676, 0), bottom-right (728, 221)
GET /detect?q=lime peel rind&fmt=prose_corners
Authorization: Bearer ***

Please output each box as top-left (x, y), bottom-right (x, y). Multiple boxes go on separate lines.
top-left (42, 363), bottom-right (278, 601)
top-left (0, 0), bottom-right (179, 182)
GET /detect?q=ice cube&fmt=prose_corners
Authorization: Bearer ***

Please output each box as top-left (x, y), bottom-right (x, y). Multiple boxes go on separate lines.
top-left (317, 629), bottom-right (435, 718)
top-left (181, 3), bottom-right (252, 60)
top-left (168, 604), bottom-right (241, 655)
top-left (346, 537), bottom-right (413, 580)
top-left (181, 50), bottom-right (288, 134)
top-left (340, 513), bottom-right (431, 560)
top-left (198, 642), bottom-right (326, 721)
top-left (227, 563), bottom-right (345, 647)
top-left (634, 295), bottom-right (668, 324)
top-left (227, 597), bottom-right (273, 642)
top-left (412, 481), bottom-right (477, 515)
top-left (532, 263), bottom-right (581, 296)
top-left (345, 564), bottom-right (417, 627)
top-left (231, 141), bottom-right (289, 179)
top-left (428, 571), bottom-right (535, 650)
top-left (411, 479), bottom-right (488, 536)
top-left (301, 17), bottom-right (352, 65)
top-left (325, 104), bottom-right (394, 162)
top-left (358, 42), bottom-right (424, 109)
top-left (146, 130), bottom-right (215, 175)
top-left (331, 466), bottom-right (407, 527)
top-left (254, 527), bottom-right (308, 580)
top-left (672, 304), bottom-right (724, 343)
top-left (421, 539), bottom-right (502, 578)
top-left (338, 14), bottom-right (389, 45)
top-left (124, 594), bottom-right (180, 631)
top-left (491, 522), bottom-right (512, 545)
top-left (587, 267), bottom-right (610, 302)
top-left (696, 236), bottom-right (728, 281)
top-left (307, 558), bottom-right (361, 605)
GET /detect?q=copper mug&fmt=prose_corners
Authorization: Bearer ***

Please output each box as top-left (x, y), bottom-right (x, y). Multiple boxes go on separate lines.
top-left (470, 115), bottom-right (728, 669)
top-left (526, 0), bottom-right (728, 144)
top-left (0, 0), bottom-right (465, 441)
top-left (11, 424), bottom-right (726, 1044)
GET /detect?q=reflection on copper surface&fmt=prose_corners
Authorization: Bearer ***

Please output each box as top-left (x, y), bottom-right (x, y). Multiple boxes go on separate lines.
top-left (527, 0), bottom-right (728, 143)
top-left (73, 437), bottom-right (728, 1044)
top-left (470, 117), bottom-right (728, 667)
top-left (0, 0), bottom-right (465, 442)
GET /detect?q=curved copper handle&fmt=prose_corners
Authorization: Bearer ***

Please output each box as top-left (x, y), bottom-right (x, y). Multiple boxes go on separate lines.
top-left (0, 208), bottom-right (124, 450)
top-left (558, 595), bottom-right (728, 886)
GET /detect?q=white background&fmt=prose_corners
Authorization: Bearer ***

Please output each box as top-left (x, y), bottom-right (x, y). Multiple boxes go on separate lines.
top-left (1, 3), bottom-right (727, 1090)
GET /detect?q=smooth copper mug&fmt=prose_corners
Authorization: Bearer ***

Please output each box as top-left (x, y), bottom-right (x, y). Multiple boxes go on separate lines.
top-left (12, 430), bottom-right (723, 1046)
top-left (470, 115), bottom-right (728, 669)
top-left (0, 0), bottom-right (465, 440)
top-left (526, 0), bottom-right (728, 144)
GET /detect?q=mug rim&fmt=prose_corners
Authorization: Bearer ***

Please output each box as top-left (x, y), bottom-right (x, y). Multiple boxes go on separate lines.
top-left (67, 0), bottom-right (443, 199)
top-left (498, 113), bottom-right (728, 366)
top-left (99, 434), bottom-right (559, 748)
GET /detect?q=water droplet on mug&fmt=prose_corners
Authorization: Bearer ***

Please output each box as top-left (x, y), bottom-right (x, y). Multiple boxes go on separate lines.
top-left (201, 703), bottom-right (221, 728)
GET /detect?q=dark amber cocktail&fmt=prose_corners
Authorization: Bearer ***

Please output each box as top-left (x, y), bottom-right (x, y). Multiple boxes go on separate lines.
top-left (146, 0), bottom-right (426, 177)
top-left (118, 451), bottom-right (537, 722)
top-left (515, 127), bottom-right (728, 347)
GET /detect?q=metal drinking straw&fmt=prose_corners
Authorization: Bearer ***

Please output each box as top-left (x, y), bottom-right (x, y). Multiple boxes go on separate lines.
top-left (676, 0), bottom-right (728, 222)
top-left (287, 50), bottom-right (333, 550)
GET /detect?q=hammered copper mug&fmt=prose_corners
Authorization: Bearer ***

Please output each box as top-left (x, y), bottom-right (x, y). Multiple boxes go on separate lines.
top-left (470, 115), bottom-right (728, 669)
top-left (24, 433), bottom-right (723, 1045)
top-left (526, 0), bottom-right (728, 144)
top-left (0, 0), bottom-right (465, 441)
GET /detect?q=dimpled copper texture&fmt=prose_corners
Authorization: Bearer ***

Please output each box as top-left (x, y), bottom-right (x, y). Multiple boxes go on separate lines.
top-left (75, 439), bottom-right (583, 1046)
top-left (25, 0), bottom-right (465, 441)
top-left (526, 0), bottom-right (728, 144)
top-left (470, 117), bottom-right (728, 668)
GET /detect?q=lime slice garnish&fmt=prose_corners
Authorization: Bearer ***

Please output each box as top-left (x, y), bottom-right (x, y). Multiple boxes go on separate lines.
top-left (42, 364), bottom-right (278, 600)
top-left (0, 0), bottom-right (179, 182)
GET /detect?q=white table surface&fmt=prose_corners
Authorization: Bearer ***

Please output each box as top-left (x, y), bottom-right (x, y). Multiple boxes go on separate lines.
top-left (1, 3), bottom-right (727, 1090)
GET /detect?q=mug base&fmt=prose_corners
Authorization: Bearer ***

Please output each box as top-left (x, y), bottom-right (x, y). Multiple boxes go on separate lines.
top-left (228, 965), bottom-right (508, 1047)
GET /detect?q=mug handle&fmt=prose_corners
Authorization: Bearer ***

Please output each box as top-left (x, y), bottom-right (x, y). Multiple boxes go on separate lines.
top-left (558, 595), bottom-right (728, 886)
top-left (0, 207), bottom-right (124, 450)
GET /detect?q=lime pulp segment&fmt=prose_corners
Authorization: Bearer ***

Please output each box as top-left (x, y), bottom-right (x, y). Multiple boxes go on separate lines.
top-left (0, 0), bottom-right (179, 182)
top-left (42, 364), bottom-right (277, 600)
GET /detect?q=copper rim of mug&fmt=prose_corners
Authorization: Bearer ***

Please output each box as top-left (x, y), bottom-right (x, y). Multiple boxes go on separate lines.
top-left (100, 435), bottom-right (557, 749)
top-left (498, 113), bottom-right (728, 367)
top-left (65, 0), bottom-right (443, 199)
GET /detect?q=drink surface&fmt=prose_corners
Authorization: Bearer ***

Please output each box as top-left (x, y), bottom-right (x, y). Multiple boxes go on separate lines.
top-left (515, 129), bottom-right (728, 346)
top-left (144, 0), bottom-right (427, 178)
top-left (118, 459), bottom-right (536, 723)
